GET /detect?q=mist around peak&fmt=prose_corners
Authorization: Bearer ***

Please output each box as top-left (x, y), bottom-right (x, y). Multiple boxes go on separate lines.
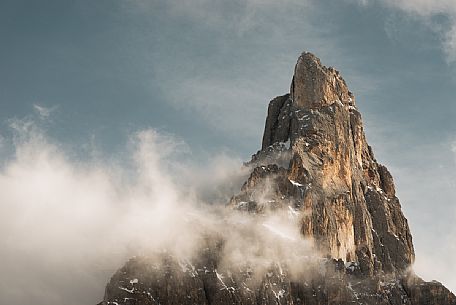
top-left (0, 118), bottom-right (318, 305)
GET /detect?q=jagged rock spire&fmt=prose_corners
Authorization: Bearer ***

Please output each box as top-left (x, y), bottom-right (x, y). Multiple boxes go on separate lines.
top-left (291, 52), bottom-right (354, 109)
top-left (100, 52), bottom-right (455, 305)
top-left (262, 52), bottom-right (355, 150)
top-left (244, 52), bottom-right (415, 275)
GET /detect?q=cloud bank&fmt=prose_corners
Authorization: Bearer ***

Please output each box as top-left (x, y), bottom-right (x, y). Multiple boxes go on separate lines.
top-left (0, 120), bottom-right (315, 305)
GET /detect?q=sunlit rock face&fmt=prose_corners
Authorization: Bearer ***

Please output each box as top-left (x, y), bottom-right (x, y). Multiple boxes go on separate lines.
top-left (291, 52), bottom-right (352, 110)
top-left (100, 52), bottom-right (455, 305)
top-left (244, 51), bottom-right (413, 276)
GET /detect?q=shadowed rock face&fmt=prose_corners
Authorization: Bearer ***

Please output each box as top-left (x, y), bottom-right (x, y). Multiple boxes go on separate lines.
top-left (100, 52), bottom-right (455, 305)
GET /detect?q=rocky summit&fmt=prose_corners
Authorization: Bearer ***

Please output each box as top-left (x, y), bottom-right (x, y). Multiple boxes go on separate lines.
top-left (99, 52), bottom-right (455, 305)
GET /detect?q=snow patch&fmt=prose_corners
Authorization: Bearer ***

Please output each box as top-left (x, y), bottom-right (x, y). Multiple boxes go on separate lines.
top-left (118, 286), bottom-right (135, 293)
top-left (289, 179), bottom-right (304, 187)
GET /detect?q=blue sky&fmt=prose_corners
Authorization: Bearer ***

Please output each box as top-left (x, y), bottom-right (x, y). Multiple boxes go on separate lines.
top-left (1, 0), bottom-right (456, 302)
top-left (1, 1), bottom-right (455, 156)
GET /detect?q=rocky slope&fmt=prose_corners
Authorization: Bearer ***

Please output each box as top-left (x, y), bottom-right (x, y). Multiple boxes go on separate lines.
top-left (99, 52), bottom-right (455, 305)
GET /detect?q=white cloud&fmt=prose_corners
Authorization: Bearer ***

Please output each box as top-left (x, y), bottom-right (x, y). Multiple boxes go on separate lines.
top-left (162, 75), bottom-right (270, 139)
top-left (0, 126), bottom-right (205, 305)
top-left (0, 124), bottom-right (316, 305)
top-left (33, 104), bottom-right (56, 119)
top-left (356, 0), bottom-right (456, 62)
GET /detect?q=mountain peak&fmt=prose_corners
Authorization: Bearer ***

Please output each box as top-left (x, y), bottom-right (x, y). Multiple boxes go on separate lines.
top-left (100, 51), bottom-right (456, 305)
top-left (262, 52), bottom-right (357, 149)
top-left (247, 52), bottom-right (415, 275)
top-left (291, 52), bottom-right (354, 109)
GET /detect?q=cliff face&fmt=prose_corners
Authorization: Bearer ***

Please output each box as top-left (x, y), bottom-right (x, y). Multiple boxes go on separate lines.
top-left (99, 52), bottom-right (455, 305)
top-left (240, 52), bottom-right (413, 276)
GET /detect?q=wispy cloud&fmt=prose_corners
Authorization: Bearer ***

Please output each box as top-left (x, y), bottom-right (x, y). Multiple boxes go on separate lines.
top-left (445, 24), bottom-right (456, 62)
top-left (126, 0), bottom-right (311, 33)
top-left (452, 140), bottom-right (456, 165)
top-left (355, 0), bottom-right (456, 63)
top-left (0, 120), bottom-right (316, 305)
top-left (33, 104), bottom-right (57, 120)
top-left (122, 0), bottom-right (353, 145)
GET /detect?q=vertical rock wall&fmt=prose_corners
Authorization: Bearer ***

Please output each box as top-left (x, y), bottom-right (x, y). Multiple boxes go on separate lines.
top-left (100, 52), bottom-right (455, 305)
top-left (238, 52), bottom-right (414, 275)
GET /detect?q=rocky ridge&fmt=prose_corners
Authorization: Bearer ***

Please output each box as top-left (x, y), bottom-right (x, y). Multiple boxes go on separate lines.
top-left (99, 52), bottom-right (455, 305)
